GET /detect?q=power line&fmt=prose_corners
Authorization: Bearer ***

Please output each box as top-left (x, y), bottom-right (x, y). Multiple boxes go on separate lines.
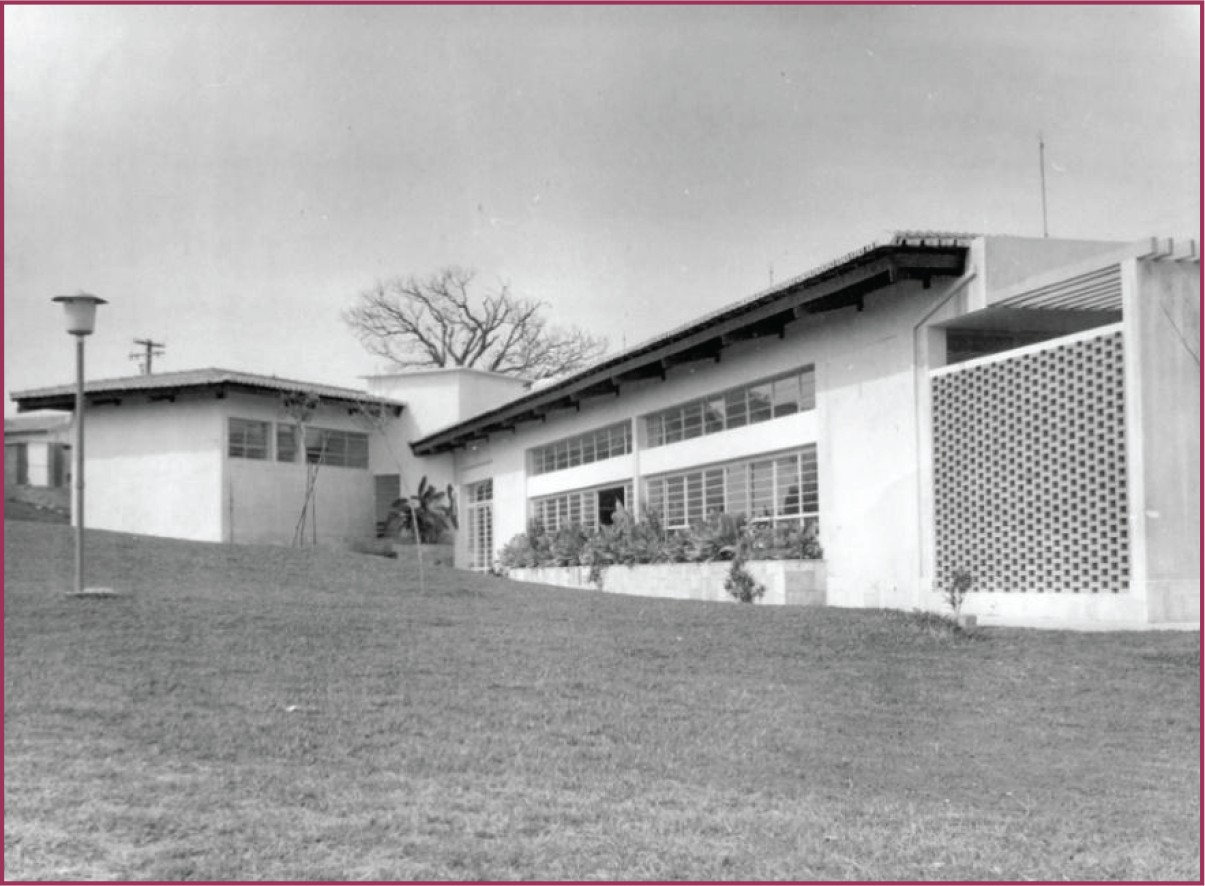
top-left (130, 337), bottom-right (166, 374)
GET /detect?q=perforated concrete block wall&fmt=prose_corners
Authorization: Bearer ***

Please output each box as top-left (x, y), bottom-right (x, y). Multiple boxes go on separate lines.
top-left (932, 329), bottom-right (1128, 595)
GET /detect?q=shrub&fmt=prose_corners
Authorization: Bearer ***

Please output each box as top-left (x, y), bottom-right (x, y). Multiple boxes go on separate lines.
top-left (945, 568), bottom-right (974, 617)
top-left (723, 557), bottom-right (765, 603)
top-left (497, 509), bottom-right (822, 577)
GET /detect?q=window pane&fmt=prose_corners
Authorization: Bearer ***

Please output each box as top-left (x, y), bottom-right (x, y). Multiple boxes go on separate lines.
top-left (647, 479), bottom-right (665, 520)
top-left (347, 434), bottom-right (369, 468)
top-left (666, 477), bottom-right (686, 528)
top-left (776, 455), bottom-right (801, 515)
top-left (230, 419), bottom-right (268, 460)
top-left (664, 409), bottom-right (683, 444)
top-left (772, 375), bottom-right (800, 417)
top-left (276, 424), bottom-right (297, 462)
top-left (681, 401), bottom-right (704, 439)
top-left (799, 366), bottom-right (816, 411)
top-left (704, 398), bottom-right (725, 434)
top-left (305, 428), bottom-right (325, 463)
top-left (748, 383), bottom-right (773, 424)
top-left (726, 463), bottom-right (748, 517)
top-left (749, 460), bottom-right (774, 521)
top-left (685, 471), bottom-right (704, 524)
top-left (327, 432), bottom-right (348, 466)
top-left (800, 444), bottom-right (819, 513)
top-left (646, 415), bottom-right (664, 448)
top-left (704, 468), bottom-right (726, 516)
top-left (725, 390), bottom-right (748, 428)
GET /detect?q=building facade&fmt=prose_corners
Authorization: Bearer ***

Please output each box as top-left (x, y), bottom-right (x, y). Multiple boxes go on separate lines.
top-left (12, 233), bottom-right (1199, 625)
top-left (410, 234), bottom-right (1199, 625)
top-left (12, 370), bottom-right (415, 546)
top-left (4, 415), bottom-right (71, 490)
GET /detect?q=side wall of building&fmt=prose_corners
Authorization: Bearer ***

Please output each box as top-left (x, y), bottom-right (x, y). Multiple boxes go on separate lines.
top-left (223, 392), bottom-right (380, 546)
top-left (1125, 258), bottom-right (1200, 622)
top-left (83, 398), bottom-right (225, 541)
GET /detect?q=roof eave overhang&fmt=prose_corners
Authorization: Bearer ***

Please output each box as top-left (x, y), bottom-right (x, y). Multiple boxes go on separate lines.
top-left (411, 242), bottom-right (967, 455)
top-left (14, 381), bottom-right (405, 416)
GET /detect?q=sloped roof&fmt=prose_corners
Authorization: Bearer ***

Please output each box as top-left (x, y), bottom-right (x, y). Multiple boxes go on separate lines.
top-left (4, 414), bottom-right (72, 436)
top-left (411, 231), bottom-right (973, 455)
top-left (12, 368), bottom-right (405, 414)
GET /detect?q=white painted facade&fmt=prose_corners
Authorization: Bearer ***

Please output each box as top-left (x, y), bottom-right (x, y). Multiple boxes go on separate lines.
top-left (451, 277), bottom-right (961, 611)
top-left (4, 416), bottom-right (70, 489)
top-left (81, 391), bottom-right (395, 545)
top-left (12, 233), bottom-right (1198, 626)
top-left (424, 234), bottom-right (1199, 626)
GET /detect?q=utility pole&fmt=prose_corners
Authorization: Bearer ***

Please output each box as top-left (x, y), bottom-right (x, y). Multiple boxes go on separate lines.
top-left (130, 337), bottom-right (165, 374)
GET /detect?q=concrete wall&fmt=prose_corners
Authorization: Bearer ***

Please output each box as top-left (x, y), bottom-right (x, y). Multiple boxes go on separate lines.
top-left (82, 398), bottom-right (225, 541)
top-left (980, 236), bottom-right (1122, 296)
top-left (223, 392), bottom-right (380, 546)
top-left (1124, 257), bottom-right (1201, 622)
top-left (81, 391), bottom-right (393, 546)
top-left (509, 560), bottom-right (826, 606)
top-left (366, 368), bottom-right (528, 438)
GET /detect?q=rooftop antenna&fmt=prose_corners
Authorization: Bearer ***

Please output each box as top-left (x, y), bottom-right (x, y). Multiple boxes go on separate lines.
top-left (1039, 133), bottom-right (1049, 238)
top-left (130, 337), bottom-right (166, 374)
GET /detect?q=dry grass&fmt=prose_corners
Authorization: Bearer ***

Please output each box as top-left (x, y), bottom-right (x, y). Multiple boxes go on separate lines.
top-left (4, 519), bottom-right (1200, 881)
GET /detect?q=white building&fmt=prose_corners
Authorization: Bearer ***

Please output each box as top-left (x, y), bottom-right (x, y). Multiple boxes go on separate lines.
top-left (4, 414), bottom-right (71, 490)
top-left (12, 233), bottom-right (1200, 625)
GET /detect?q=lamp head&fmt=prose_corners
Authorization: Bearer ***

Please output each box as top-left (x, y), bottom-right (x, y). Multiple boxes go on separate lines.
top-left (52, 293), bottom-right (107, 336)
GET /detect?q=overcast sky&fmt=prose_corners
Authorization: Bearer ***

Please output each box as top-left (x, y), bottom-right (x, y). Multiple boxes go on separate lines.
top-left (4, 4), bottom-right (1199, 415)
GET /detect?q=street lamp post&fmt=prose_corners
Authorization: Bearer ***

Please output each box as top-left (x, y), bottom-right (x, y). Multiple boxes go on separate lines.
top-left (52, 293), bottom-right (107, 596)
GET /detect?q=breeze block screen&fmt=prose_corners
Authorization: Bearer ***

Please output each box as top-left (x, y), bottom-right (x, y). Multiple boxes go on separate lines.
top-left (932, 328), bottom-right (1128, 595)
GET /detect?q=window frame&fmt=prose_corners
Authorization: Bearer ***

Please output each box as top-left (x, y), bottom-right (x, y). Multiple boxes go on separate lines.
top-left (642, 366), bottom-right (815, 450)
top-left (645, 445), bottom-right (819, 531)
top-left (529, 421), bottom-right (633, 477)
top-left (228, 418), bottom-right (270, 460)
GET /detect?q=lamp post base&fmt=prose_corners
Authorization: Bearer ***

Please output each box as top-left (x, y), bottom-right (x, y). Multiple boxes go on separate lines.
top-left (65, 587), bottom-right (127, 598)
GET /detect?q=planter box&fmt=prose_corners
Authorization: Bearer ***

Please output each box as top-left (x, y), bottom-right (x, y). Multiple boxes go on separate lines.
top-left (508, 560), bottom-right (825, 606)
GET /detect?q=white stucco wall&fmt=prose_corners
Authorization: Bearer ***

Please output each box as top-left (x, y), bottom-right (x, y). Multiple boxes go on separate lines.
top-left (448, 277), bottom-right (963, 597)
top-left (80, 390), bottom-right (404, 546)
top-left (366, 368), bottom-right (528, 438)
top-left (1124, 257), bottom-right (1201, 622)
top-left (82, 398), bottom-right (224, 541)
top-left (223, 392), bottom-right (385, 546)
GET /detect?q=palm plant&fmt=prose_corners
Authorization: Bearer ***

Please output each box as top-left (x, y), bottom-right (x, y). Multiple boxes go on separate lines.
top-left (386, 476), bottom-right (457, 593)
top-left (387, 476), bottom-right (457, 544)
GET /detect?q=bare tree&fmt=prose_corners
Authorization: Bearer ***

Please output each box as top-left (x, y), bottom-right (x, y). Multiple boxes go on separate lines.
top-left (344, 267), bottom-right (607, 380)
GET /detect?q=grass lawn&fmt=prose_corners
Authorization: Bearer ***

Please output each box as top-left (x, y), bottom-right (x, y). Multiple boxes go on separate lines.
top-left (4, 519), bottom-right (1200, 881)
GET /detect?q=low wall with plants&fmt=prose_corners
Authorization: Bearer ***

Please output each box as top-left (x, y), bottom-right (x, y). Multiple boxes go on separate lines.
top-left (498, 508), bottom-right (825, 605)
top-left (509, 559), bottom-right (826, 606)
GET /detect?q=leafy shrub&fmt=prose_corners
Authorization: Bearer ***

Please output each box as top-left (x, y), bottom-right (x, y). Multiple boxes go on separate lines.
top-left (945, 568), bottom-right (974, 617)
top-left (386, 476), bottom-right (457, 544)
top-left (723, 557), bottom-right (765, 603)
top-left (497, 508), bottom-right (822, 578)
